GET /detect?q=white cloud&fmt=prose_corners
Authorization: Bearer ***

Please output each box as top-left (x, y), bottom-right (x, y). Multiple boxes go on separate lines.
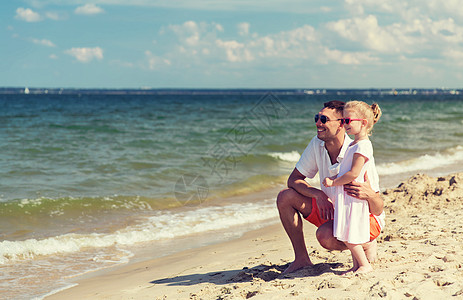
top-left (15, 7), bottom-right (66, 21)
top-left (145, 2), bottom-right (463, 83)
top-left (166, 21), bottom-right (223, 47)
top-left (344, 0), bottom-right (413, 17)
top-left (75, 4), bottom-right (104, 15)
top-left (250, 25), bottom-right (318, 60)
top-left (216, 40), bottom-right (253, 62)
top-left (168, 21), bottom-right (200, 46)
top-left (49, 54), bottom-right (58, 59)
top-left (64, 47), bottom-right (104, 63)
top-left (161, 20), bottom-right (226, 63)
top-left (326, 15), bottom-right (403, 53)
top-left (443, 49), bottom-right (463, 66)
top-left (161, 20), bottom-right (373, 66)
top-left (15, 7), bottom-right (42, 22)
top-left (31, 38), bottom-right (56, 47)
top-left (320, 6), bottom-right (332, 13)
top-left (427, 0), bottom-right (463, 18)
top-left (343, 0), bottom-right (463, 23)
top-left (325, 12), bottom-right (463, 64)
top-left (45, 11), bottom-right (66, 20)
top-left (323, 48), bottom-right (376, 65)
top-left (238, 22), bottom-right (250, 36)
top-left (144, 51), bottom-right (171, 70)
top-left (428, 18), bottom-right (463, 43)
top-left (163, 21), bottom-right (254, 64)
top-left (215, 24), bottom-right (224, 32)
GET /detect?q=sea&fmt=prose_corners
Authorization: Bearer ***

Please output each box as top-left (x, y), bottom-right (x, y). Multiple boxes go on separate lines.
top-left (0, 88), bottom-right (462, 299)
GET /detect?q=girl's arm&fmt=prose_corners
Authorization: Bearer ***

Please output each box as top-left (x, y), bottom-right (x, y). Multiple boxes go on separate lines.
top-left (323, 153), bottom-right (367, 187)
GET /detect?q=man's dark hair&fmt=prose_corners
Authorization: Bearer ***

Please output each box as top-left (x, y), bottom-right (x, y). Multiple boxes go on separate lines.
top-left (323, 101), bottom-right (345, 114)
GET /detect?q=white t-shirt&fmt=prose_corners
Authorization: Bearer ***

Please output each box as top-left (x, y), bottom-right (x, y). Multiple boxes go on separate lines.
top-left (295, 134), bottom-right (353, 202)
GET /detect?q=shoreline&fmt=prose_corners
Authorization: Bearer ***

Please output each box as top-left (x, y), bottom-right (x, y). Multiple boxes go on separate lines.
top-left (46, 172), bottom-right (463, 299)
top-left (42, 185), bottom-right (287, 299)
top-left (46, 222), bottom-right (304, 299)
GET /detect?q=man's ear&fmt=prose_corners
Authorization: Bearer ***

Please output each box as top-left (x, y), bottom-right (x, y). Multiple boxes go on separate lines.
top-left (362, 119), bottom-right (368, 126)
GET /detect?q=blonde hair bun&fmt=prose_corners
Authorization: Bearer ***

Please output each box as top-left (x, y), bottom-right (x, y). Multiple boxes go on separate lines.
top-left (371, 103), bottom-right (382, 124)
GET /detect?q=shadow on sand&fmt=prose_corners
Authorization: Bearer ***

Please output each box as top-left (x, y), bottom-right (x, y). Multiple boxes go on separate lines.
top-left (150, 262), bottom-right (344, 287)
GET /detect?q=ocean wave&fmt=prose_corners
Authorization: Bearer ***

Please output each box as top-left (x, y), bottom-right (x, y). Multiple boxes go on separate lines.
top-left (0, 199), bottom-right (278, 264)
top-left (267, 151), bottom-right (301, 162)
top-left (0, 195), bottom-right (180, 220)
top-left (377, 146), bottom-right (463, 176)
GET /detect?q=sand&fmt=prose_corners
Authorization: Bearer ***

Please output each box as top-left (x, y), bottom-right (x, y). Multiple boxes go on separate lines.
top-left (47, 172), bottom-right (463, 300)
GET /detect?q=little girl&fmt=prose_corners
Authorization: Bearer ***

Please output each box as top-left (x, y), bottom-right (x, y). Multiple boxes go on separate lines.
top-left (323, 100), bottom-right (383, 274)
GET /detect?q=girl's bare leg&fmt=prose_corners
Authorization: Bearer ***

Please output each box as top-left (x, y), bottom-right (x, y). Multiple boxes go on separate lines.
top-left (341, 252), bottom-right (359, 275)
top-left (363, 239), bottom-right (377, 262)
top-left (345, 243), bottom-right (373, 274)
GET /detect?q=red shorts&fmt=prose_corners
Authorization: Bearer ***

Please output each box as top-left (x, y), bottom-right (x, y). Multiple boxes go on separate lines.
top-left (305, 197), bottom-right (381, 241)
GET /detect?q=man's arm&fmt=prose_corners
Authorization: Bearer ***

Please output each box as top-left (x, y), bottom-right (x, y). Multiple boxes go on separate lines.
top-left (344, 172), bottom-right (384, 215)
top-left (287, 168), bottom-right (334, 220)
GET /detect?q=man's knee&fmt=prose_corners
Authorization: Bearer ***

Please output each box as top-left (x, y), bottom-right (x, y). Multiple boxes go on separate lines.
top-left (316, 221), bottom-right (346, 251)
top-left (315, 223), bottom-right (331, 249)
top-left (277, 188), bottom-right (314, 219)
top-left (276, 188), bottom-right (296, 210)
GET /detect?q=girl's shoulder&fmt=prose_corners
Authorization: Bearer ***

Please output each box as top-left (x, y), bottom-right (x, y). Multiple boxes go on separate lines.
top-left (349, 139), bottom-right (373, 157)
top-left (349, 138), bottom-right (371, 148)
top-left (357, 138), bottom-right (372, 146)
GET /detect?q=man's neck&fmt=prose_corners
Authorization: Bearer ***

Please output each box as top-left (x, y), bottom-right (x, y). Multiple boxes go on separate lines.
top-left (324, 133), bottom-right (345, 165)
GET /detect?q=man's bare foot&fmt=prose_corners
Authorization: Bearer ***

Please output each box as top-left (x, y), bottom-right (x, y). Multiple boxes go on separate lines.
top-left (283, 258), bottom-right (313, 274)
top-left (363, 239), bottom-right (377, 263)
top-left (353, 265), bottom-right (373, 274)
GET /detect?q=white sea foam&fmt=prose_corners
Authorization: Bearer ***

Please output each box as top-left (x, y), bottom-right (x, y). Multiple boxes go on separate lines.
top-left (377, 146), bottom-right (463, 176)
top-left (268, 151), bottom-right (301, 162)
top-left (0, 199), bottom-right (278, 264)
top-left (268, 146), bottom-right (463, 178)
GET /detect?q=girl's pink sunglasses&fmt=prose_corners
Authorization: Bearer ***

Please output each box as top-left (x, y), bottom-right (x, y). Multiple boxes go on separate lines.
top-left (340, 118), bottom-right (363, 125)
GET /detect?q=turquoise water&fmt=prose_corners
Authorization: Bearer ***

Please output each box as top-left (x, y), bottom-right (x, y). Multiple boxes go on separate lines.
top-left (0, 90), bottom-right (462, 298)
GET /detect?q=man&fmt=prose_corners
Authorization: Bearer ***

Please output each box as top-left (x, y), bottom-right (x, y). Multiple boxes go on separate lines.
top-left (276, 100), bottom-right (384, 274)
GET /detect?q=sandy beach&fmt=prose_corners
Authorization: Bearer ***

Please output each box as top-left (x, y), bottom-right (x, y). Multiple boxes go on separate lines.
top-left (47, 172), bottom-right (463, 299)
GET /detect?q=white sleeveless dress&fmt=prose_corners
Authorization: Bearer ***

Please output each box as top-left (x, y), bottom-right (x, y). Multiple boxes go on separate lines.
top-left (333, 139), bottom-right (380, 244)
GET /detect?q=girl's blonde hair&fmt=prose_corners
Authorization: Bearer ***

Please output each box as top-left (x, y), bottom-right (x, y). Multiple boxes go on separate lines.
top-left (344, 100), bottom-right (382, 135)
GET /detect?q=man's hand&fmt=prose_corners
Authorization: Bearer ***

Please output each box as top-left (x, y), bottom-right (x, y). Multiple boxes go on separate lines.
top-left (344, 172), bottom-right (375, 200)
top-left (344, 172), bottom-right (384, 215)
top-left (314, 190), bottom-right (334, 220)
top-left (286, 168), bottom-right (336, 220)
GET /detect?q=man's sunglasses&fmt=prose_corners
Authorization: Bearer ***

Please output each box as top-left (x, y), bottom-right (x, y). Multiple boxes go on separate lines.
top-left (340, 118), bottom-right (364, 125)
top-left (314, 114), bottom-right (341, 124)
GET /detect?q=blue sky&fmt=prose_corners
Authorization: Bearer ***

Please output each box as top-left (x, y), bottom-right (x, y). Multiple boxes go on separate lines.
top-left (2, 0), bottom-right (463, 89)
